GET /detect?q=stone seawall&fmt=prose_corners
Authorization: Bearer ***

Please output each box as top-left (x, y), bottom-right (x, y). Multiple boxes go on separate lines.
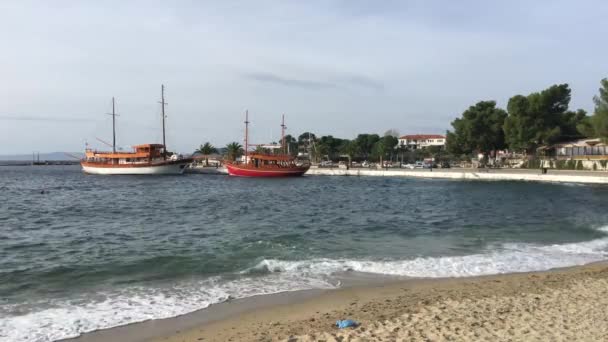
top-left (305, 168), bottom-right (608, 184)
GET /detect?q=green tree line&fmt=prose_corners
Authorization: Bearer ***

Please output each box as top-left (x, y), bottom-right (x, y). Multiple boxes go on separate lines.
top-left (199, 132), bottom-right (405, 163)
top-left (198, 79), bottom-right (608, 163)
top-left (446, 79), bottom-right (608, 159)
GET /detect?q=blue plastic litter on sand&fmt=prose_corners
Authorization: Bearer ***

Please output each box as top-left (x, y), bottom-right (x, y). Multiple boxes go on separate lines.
top-left (336, 319), bottom-right (359, 329)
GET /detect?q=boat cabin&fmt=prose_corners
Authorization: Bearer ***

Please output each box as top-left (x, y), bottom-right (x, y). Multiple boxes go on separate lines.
top-left (84, 144), bottom-right (167, 164)
top-left (243, 153), bottom-right (299, 168)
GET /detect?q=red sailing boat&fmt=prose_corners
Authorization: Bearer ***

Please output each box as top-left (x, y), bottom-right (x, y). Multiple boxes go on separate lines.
top-left (225, 112), bottom-right (310, 177)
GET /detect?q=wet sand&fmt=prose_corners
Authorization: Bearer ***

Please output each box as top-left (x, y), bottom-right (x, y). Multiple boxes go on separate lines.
top-left (69, 261), bottom-right (608, 342)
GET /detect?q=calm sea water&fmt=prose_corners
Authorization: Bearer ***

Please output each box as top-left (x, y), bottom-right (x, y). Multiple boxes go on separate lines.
top-left (2, 165), bottom-right (608, 341)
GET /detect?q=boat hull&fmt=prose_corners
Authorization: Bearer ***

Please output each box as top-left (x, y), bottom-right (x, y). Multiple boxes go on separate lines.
top-left (185, 165), bottom-right (228, 175)
top-left (225, 164), bottom-right (309, 177)
top-left (81, 161), bottom-right (189, 175)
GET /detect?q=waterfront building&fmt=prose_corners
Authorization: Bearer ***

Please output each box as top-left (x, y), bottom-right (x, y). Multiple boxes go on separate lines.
top-left (539, 138), bottom-right (608, 171)
top-left (398, 134), bottom-right (446, 150)
top-left (541, 138), bottom-right (608, 159)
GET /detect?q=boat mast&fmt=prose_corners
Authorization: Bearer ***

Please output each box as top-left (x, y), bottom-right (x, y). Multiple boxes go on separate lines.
top-left (106, 97), bottom-right (118, 154)
top-left (281, 114), bottom-right (286, 155)
top-left (244, 110), bottom-right (249, 163)
top-left (111, 97), bottom-right (116, 153)
top-left (160, 85), bottom-right (167, 159)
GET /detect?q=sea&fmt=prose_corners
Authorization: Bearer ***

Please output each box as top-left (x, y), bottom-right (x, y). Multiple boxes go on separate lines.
top-left (2, 165), bottom-right (608, 342)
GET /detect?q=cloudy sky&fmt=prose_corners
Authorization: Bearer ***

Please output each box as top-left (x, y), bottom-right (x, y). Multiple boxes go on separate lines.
top-left (0, 0), bottom-right (606, 154)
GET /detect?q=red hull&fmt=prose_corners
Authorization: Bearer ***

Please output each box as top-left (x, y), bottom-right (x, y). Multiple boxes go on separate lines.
top-left (226, 164), bottom-right (309, 177)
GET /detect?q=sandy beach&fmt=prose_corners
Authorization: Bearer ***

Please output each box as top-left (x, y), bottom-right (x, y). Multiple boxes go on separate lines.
top-left (69, 262), bottom-right (608, 342)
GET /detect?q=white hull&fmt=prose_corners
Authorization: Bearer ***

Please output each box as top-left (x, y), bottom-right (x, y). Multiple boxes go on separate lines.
top-left (82, 163), bottom-right (187, 175)
top-left (186, 165), bottom-right (228, 175)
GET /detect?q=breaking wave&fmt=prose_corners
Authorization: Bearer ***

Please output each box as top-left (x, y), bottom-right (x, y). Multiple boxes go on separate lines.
top-left (3, 226), bottom-right (608, 342)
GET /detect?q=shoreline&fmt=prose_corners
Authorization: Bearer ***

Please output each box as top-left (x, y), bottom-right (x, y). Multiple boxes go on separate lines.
top-left (68, 261), bottom-right (608, 342)
top-left (306, 167), bottom-right (608, 184)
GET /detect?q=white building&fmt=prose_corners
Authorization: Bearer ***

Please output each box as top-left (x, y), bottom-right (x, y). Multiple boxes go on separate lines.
top-left (398, 134), bottom-right (446, 150)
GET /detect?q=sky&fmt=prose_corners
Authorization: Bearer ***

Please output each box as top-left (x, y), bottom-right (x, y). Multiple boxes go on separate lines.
top-left (0, 0), bottom-right (607, 154)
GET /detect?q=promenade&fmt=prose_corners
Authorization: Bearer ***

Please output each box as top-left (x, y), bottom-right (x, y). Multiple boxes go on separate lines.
top-left (306, 167), bottom-right (608, 184)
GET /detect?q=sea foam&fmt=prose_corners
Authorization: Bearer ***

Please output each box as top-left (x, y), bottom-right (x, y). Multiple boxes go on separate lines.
top-left (3, 226), bottom-right (608, 342)
top-left (255, 226), bottom-right (608, 278)
top-left (0, 273), bottom-right (335, 342)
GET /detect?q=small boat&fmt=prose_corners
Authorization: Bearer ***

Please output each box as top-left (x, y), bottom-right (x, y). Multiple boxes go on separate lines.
top-left (186, 163), bottom-right (228, 175)
top-left (225, 112), bottom-right (310, 177)
top-left (185, 155), bottom-right (228, 175)
top-left (186, 165), bottom-right (228, 174)
top-left (81, 85), bottom-right (192, 175)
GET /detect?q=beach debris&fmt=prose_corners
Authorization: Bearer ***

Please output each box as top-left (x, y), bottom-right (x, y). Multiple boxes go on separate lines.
top-left (336, 319), bottom-right (359, 329)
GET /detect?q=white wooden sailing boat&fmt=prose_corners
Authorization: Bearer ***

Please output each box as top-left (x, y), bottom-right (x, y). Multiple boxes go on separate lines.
top-left (81, 85), bottom-right (192, 175)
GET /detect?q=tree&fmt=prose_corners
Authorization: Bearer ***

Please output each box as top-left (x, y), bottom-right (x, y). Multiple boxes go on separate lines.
top-left (503, 84), bottom-right (587, 153)
top-left (382, 135), bottom-right (398, 161)
top-left (316, 135), bottom-right (348, 160)
top-left (354, 134), bottom-right (380, 160)
top-left (298, 132), bottom-right (317, 145)
top-left (384, 129), bottom-right (400, 138)
top-left (254, 145), bottom-right (268, 154)
top-left (339, 140), bottom-right (360, 165)
top-left (446, 101), bottom-right (507, 160)
top-left (577, 115), bottom-right (596, 138)
top-left (225, 142), bottom-right (243, 161)
top-left (561, 109), bottom-right (588, 139)
top-left (396, 143), bottom-right (409, 165)
top-left (283, 134), bottom-right (298, 155)
top-left (445, 130), bottom-right (465, 156)
top-left (590, 78), bottom-right (608, 141)
top-left (195, 142), bottom-right (218, 155)
top-left (195, 142), bottom-right (218, 165)
top-left (371, 135), bottom-right (398, 164)
top-left (297, 132), bottom-right (317, 160)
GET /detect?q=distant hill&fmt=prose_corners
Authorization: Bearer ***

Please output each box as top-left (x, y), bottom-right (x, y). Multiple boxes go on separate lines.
top-left (0, 152), bottom-right (83, 161)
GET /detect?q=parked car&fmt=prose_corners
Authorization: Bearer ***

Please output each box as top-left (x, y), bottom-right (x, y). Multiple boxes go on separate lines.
top-left (402, 163), bottom-right (415, 169)
top-left (320, 161), bottom-right (334, 167)
top-left (362, 161), bottom-right (370, 167)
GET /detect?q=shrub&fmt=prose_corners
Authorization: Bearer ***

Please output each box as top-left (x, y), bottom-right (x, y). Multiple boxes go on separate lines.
top-left (525, 159), bottom-right (541, 169)
top-left (567, 160), bottom-right (576, 170)
top-left (576, 160), bottom-right (584, 170)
